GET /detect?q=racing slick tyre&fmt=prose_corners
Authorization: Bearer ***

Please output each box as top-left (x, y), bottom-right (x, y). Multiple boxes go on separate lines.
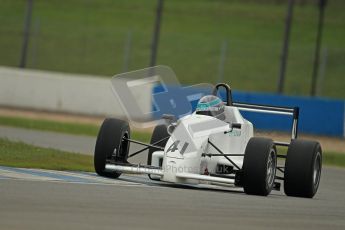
top-left (242, 137), bottom-right (277, 196)
top-left (284, 140), bottom-right (322, 198)
top-left (94, 118), bottom-right (130, 178)
top-left (147, 124), bottom-right (169, 180)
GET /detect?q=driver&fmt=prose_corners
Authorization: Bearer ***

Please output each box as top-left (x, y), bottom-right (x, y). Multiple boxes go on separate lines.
top-left (195, 95), bottom-right (225, 120)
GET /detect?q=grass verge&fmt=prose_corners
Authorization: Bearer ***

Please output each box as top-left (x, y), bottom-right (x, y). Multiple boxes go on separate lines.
top-left (0, 138), bottom-right (94, 172)
top-left (0, 115), bottom-right (151, 142)
top-left (323, 152), bottom-right (345, 168)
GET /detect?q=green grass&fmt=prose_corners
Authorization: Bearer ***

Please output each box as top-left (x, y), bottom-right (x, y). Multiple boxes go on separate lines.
top-left (0, 138), bottom-right (94, 171)
top-left (323, 152), bottom-right (345, 168)
top-left (277, 146), bottom-right (345, 168)
top-left (0, 115), bottom-right (151, 142)
top-left (0, 0), bottom-right (344, 98)
top-left (0, 116), bottom-right (100, 136)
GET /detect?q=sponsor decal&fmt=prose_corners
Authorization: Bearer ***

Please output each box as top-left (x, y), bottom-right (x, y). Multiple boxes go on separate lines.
top-left (228, 129), bottom-right (241, 137)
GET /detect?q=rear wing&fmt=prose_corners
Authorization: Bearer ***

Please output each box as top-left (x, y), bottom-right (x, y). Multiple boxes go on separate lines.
top-left (213, 83), bottom-right (299, 146)
top-left (233, 102), bottom-right (299, 146)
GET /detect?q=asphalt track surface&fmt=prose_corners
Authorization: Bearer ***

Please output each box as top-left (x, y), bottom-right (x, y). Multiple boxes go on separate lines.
top-left (1, 126), bottom-right (345, 229)
top-left (0, 126), bottom-right (97, 155)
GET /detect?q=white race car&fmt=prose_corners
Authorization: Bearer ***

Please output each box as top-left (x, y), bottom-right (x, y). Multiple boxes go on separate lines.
top-left (94, 83), bottom-right (322, 198)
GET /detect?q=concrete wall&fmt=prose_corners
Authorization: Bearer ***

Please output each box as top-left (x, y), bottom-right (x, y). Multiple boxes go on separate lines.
top-left (0, 66), bottom-right (150, 117)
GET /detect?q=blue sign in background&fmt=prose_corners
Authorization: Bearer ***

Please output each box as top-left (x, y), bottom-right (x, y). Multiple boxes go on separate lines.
top-left (153, 86), bottom-right (345, 137)
top-left (231, 91), bottom-right (344, 137)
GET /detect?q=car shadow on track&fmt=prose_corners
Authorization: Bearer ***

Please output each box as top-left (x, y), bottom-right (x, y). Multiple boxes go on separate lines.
top-left (116, 174), bottom-right (286, 198)
top-left (117, 174), bottom-right (247, 195)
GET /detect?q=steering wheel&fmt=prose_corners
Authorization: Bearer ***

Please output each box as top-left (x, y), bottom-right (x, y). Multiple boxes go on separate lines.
top-left (212, 83), bottom-right (233, 106)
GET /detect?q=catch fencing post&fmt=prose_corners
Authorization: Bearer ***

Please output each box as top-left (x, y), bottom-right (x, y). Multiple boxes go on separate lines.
top-left (123, 30), bottom-right (132, 72)
top-left (277, 0), bottom-right (294, 94)
top-left (217, 40), bottom-right (228, 83)
top-left (149, 0), bottom-right (164, 67)
top-left (19, 0), bottom-right (34, 68)
top-left (311, 0), bottom-right (327, 96)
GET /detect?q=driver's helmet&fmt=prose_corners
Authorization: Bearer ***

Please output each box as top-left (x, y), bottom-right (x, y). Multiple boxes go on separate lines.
top-left (195, 95), bottom-right (225, 120)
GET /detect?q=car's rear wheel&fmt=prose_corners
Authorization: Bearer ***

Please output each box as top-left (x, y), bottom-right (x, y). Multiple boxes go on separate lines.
top-left (94, 118), bottom-right (130, 178)
top-left (284, 139), bottom-right (322, 198)
top-left (242, 137), bottom-right (277, 196)
top-left (147, 124), bottom-right (169, 180)
top-left (147, 124), bottom-right (169, 165)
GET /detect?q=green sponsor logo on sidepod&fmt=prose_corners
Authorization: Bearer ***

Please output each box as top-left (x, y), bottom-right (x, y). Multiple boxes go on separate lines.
top-left (228, 129), bottom-right (241, 136)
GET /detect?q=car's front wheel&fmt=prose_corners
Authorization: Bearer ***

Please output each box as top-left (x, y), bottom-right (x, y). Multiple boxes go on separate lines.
top-left (242, 137), bottom-right (277, 196)
top-left (94, 118), bottom-right (130, 178)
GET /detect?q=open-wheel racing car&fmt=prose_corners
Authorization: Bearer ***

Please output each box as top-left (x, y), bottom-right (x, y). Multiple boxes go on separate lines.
top-left (94, 68), bottom-right (322, 198)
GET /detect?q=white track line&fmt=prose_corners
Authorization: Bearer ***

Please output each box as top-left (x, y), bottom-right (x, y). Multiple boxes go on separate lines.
top-left (0, 167), bottom-right (150, 187)
top-left (34, 169), bottom-right (143, 185)
top-left (0, 168), bottom-right (61, 181)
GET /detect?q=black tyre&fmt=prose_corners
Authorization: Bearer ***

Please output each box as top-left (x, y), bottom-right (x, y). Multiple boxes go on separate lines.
top-left (242, 137), bottom-right (277, 196)
top-left (94, 118), bottom-right (130, 178)
top-left (284, 139), bottom-right (322, 198)
top-left (147, 124), bottom-right (169, 165)
top-left (147, 124), bottom-right (169, 180)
